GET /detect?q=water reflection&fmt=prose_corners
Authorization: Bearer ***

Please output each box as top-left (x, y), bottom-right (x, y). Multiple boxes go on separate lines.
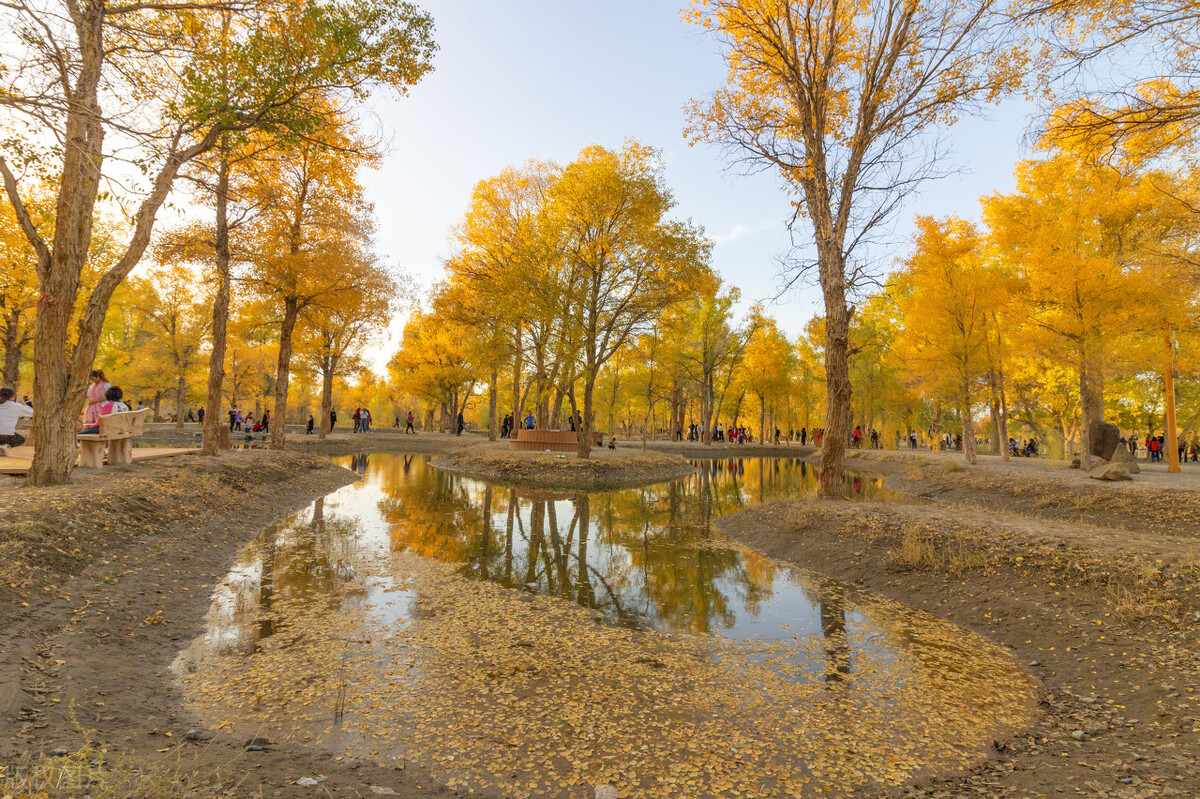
top-left (362, 455), bottom-right (887, 637)
top-left (176, 454), bottom-right (1037, 799)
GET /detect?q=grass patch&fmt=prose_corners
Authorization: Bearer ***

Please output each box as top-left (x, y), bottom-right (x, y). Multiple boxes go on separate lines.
top-left (889, 524), bottom-right (987, 576)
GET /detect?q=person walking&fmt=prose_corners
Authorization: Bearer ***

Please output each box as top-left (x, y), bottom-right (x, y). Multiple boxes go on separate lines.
top-left (362, 408), bottom-right (372, 432)
top-left (405, 410), bottom-right (416, 434)
top-left (330, 409), bottom-right (337, 431)
top-left (228, 408), bottom-right (237, 431)
top-left (306, 414), bottom-right (315, 434)
top-left (261, 410), bottom-right (270, 433)
top-left (197, 407), bottom-right (204, 424)
top-left (456, 410), bottom-right (465, 436)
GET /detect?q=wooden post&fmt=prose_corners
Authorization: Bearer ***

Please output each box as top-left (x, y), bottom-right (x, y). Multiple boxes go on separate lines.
top-left (1165, 323), bottom-right (1181, 474)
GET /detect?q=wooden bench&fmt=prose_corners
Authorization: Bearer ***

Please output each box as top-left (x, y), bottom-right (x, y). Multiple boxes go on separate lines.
top-left (77, 409), bottom-right (151, 467)
top-left (510, 429), bottom-right (579, 453)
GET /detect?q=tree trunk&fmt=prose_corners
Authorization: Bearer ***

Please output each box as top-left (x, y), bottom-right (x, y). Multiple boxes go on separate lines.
top-left (270, 296), bottom-right (299, 450)
top-left (1078, 347), bottom-right (1104, 469)
top-left (2, 306), bottom-right (23, 389)
top-left (577, 376), bottom-right (595, 459)
top-left (201, 150), bottom-right (231, 456)
top-left (488, 367), bottom-right (498, 441)
top-left (175, 373), bottom-right (187, 428)
top-left (319, 355), bottom-right (336, 439)
top-left (961, 373), bottom-right (976, 465)
top-left (511, 323), bottom-right (522, 430)
top-left (818, 251), bottom-right (852, 499)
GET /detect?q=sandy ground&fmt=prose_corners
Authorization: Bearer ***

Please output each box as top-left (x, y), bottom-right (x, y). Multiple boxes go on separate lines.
top-left (3, 434), bottom-right (1198, 797)
top-left (0, 450), bottom-right (465, 798)
top-left (717, 450), bottom-right (1200, 798)
top-left (431, 440), bottom-right (697, 490)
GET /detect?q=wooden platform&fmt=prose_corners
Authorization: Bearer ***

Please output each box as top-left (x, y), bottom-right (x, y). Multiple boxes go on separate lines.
top-left (0, 446), bottom-right (201, 476)
top-left (510, 429), bottom-right (579, 453)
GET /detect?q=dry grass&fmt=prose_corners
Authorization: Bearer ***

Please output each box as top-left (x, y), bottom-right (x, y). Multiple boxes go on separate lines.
top-left (889, 523), bottom-right (988, 576)
top-left (0, 724), bottom-right (235, 799)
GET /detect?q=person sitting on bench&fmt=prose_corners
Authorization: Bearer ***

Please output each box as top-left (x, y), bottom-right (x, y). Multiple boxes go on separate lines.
top-left (0, 387), bottom-right (33, 454)
top-left (79, 386), bottom-right (129, 434)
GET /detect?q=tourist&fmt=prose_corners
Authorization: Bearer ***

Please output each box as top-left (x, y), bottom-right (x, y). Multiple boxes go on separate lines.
top-left (83, 369), bottom-right (110, 428)
top-left (228, 408), bottom-right (237, 431)
top-left (362, 407), bottom-right (371, 432)
top-left (393, 415), bottom-right (400, 428)
top-left (608, 435), bottom-right (617, 450)
top-left (79, 386), bottom-right (129, 434)
top-left (353, 408), bottom-right (362, 433)
top-left (524, 412), bottom-right (535, 430)
top-left (330, 409), bottom-right (337, 431)
top-left (306, 414), bottom-right (315, 434)
top-left (800, 427), bottom-right (808, 446)
top-left (197, 407), bottom-right (204, 424)
top-left (456, 410), bottom-right (465, 436)
top-left (186, 409), bottom-right (195, 423)
top-left (261, 410), bottom-right (270, 433)
top-left (406, 410), bottom-right (416, 434)
top-left (0, 387), bottom-right (33, 453)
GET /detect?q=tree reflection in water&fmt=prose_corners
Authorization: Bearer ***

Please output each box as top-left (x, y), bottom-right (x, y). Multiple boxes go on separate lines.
top-left (370, 455), bottom-right (887, 637)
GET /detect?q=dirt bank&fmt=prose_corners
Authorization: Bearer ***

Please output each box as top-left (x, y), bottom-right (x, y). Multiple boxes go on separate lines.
top-left (0, 450), bottom-right (460, 798)
top-left (431, 440), bottom-right (697, 490)
top-left (717, 494), bottom-right (1200, 797)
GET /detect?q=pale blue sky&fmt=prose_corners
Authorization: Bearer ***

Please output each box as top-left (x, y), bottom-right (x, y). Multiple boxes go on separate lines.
top-left (360, 1), bottom-right (1040, 365)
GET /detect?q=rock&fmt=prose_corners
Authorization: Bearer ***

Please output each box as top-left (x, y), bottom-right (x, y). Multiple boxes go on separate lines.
top-left (368, 788), bottom-right (398, 796)
top-left (184, 729), bottom-right (209, 741)
top-left (1090, 421), bottom-right (1122, 460)
top-left (1071, 730), bottom-right (1087, 741)
top-left (246, 745), bottom-right (264, 751)
top-left (1119, 777), bottom-right (1134, 785)
top-left (1028, 660), bottom-right (1041, 667)
top-left (296, 777), bottom-right (327, 787)
top-left (594, 787), bottom-right (619, 799)
top-left (244, 737), bottom-right (271, 748)
top-left (1089, 460), bottom-right (1133, 481)
top-left (48, 747), bottom-right (69, 757)
top-left (1110, 445), bottom-right (1141, 473)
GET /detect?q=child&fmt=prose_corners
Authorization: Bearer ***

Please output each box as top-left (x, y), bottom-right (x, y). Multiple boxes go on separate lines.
top-left (608, 435), bottom-right (617, 450)
top-left (79, 386), bottom-right (129, 434)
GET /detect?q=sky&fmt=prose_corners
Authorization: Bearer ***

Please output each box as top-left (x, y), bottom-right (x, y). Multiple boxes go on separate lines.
top-left (359, 0), bottom-right (1042, 370)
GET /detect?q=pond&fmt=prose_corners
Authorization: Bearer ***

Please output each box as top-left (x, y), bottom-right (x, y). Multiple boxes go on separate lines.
top-left (174, 454), bottom-right (1036, 799)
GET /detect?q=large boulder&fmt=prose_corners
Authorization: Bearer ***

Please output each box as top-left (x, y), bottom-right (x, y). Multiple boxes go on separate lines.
top-left (1090, 421), bottom-right (1122, 461)
top-left (1110, 444), bottom-right (1141, 474)
top-left (1089, 459), bottom-right (1134, 481)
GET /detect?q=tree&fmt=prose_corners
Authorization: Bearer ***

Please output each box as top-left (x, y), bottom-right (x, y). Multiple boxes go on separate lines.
top-left (0, 0), bottom-right (435, 483)
top-left (388, 307), bottom-right (478, 430)
top-left (983, 153), bottom-right (1179, 466)
top-left (446, 161), bottom-right (559, 435)
top-left (892, 217), bottom-right (995, 464)
top-left (742, 305), bottom-right (794, 442)
top-left (546, 142), bottom-right (711, 457)
top-left (299, 259), bottom-right (398, 439)
top-left (688, 0), bottom-right (1025, 496)
top-left (245, 125), bottom-right (378, 449)
top-left (676, 284), bottom-right (750, 444)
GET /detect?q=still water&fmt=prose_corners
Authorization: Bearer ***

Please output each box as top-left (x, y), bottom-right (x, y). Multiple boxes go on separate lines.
top-left (175, 454), bottom-right (1036, 798)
